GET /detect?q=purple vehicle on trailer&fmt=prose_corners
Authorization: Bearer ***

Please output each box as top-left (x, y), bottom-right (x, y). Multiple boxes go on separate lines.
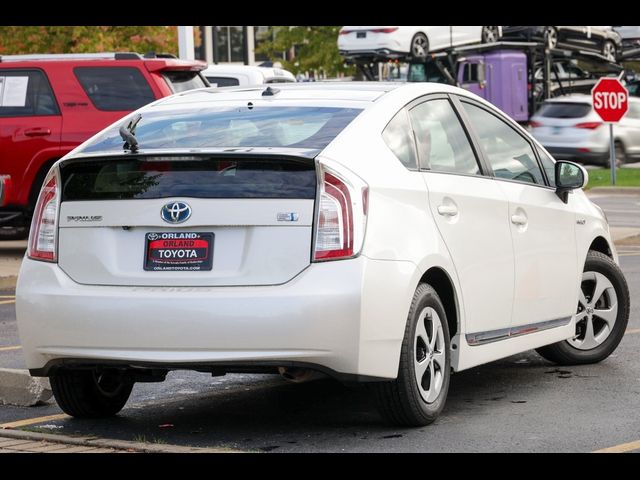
top-left (457, 51), bottom-right (529, 122)
top-left (408, 49), bottom-right (529, 122)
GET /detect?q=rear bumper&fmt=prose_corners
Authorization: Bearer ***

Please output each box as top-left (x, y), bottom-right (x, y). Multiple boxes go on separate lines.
top-left (16, 256), bottom-right (418, 380)
top-left (544, 146), bottom-right (609, 165)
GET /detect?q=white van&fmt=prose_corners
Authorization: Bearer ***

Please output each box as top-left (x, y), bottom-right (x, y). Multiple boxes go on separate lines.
top-left (203, 65), bottom-right (296, 87)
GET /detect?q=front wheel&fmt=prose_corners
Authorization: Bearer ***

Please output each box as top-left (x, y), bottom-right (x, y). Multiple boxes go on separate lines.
top-left (544, 26), bottom-right (558, 49)
top-left (50, 369), bottom-right (134, 418)
top-left (481, 26), bottom-right (500, 44)
top-left (372, 283), bottom-right (451, 426)
top-left (602, 40), bottom-right (617, 62)
top-left (536, 251), bottom-right (630, 365)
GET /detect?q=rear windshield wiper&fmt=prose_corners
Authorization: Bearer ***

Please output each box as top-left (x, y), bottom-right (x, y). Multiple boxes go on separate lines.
top-left (119, 114), bottom-right (142, 153)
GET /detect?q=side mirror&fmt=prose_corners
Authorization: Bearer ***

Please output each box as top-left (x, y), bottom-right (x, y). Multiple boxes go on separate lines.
top-left (555, 161), bottom-right (588, 203)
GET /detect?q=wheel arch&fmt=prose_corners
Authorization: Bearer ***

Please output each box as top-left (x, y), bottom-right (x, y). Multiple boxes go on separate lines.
top-left (418, 266), bottom-right (459, 340)
top-left (589, 236), bottom-right (613, 259)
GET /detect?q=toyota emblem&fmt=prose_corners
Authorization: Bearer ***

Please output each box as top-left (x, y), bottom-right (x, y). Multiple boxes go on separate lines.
top-left (161, 201), bottom-right (192, 224)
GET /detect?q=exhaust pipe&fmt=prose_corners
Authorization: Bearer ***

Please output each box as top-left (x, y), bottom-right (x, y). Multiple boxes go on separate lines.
top-left (277, 367), bottom-right (324, 383)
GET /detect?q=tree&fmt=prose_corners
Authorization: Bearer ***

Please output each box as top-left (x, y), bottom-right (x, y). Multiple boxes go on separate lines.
top-left (0, 27), bottom-right (180, 56)
top-left (255, 26), bottom-right (354, 78)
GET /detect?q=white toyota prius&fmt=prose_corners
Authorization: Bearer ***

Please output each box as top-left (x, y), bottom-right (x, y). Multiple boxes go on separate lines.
top-left (16, 82), bottom-right (630, 426)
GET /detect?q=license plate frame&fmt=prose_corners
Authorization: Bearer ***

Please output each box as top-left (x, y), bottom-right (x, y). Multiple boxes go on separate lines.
top-left (357, 31), bottom-right (367, 39)
top-left (144, 232), bottom-right (214, 272)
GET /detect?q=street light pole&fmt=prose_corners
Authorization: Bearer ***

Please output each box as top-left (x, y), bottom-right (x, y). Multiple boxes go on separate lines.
top-left (178, 26), bottom-right (195, 60)
top-left (610, 123), bottom-right (617, 186)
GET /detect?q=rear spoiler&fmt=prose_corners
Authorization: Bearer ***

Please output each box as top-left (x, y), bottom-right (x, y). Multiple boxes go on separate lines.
top-left (144, 59), bottom-right (207, 73)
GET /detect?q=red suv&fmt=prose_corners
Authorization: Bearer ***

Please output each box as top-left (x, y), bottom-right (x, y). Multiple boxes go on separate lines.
top-left (0, 52), bottom-right (208, 238)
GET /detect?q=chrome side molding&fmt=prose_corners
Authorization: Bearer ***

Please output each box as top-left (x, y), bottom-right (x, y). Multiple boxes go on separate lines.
top-left (466, 317), bottom-right (572, 346)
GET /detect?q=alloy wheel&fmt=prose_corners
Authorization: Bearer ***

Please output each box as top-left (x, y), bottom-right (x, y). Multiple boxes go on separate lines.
top-left (545, 27), bottom-right (558, 49)
top-left (603, 41), bottom-right (616, 62)
top-left (482, 26), bottom-right (500, 43)
top-left (414, 307), bottom-right (446, 403)
top-left (412, 35), bottom-right (428, 58)
top-left (568, 271), bottom-right (618, 350)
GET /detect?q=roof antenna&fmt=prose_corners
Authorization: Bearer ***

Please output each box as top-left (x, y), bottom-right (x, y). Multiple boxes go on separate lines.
top-left (119, 113), bottom-right (142, 153)
top-left (262, 86), bottom-right (280, 97)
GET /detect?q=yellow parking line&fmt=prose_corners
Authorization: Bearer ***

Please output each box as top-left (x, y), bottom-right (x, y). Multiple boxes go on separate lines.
top-left (0, 300), bottom-right (15, 305)
top-left (626, 328), bottom-right (640, 335)
top-left (0, 345), bottom-right (21, 352)
top-left (0, 295), bottom-right (15, 298)
top-left (594, 439), bottom-right (640, 453)
top-left (0, 414), bottom-right (69, 429)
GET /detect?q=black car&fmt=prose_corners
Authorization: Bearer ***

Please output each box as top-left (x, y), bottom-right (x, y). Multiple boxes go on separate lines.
top-left (502, 26), bottom-right (622, 62)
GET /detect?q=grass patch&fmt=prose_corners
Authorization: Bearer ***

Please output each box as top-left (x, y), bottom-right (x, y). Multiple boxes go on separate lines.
top-left (587, 168), bottom-right (640, 189)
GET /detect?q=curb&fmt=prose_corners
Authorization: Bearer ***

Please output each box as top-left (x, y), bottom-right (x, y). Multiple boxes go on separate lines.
top-left (0, 276), bottom-right (17, 289)
top-left (588, 187), bottom-right (640, 195)
top-left (0, 428), bottom-right (241, 453)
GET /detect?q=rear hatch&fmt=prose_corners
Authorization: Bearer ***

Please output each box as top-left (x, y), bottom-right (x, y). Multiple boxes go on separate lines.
top-left (532, 101), bottom-right (598, 144)
top-left (57, 154), bottom-right (316, 286)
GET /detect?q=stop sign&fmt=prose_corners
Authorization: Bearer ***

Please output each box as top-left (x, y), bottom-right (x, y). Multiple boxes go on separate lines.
top-left (592, 78), bottom-right (629, 123)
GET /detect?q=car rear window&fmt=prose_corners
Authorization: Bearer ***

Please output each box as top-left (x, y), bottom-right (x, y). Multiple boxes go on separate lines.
top-left (537, 102), bottom-right (592, 119)
top-left (60, 156), bottom-right (316, 201)
top-left (206, 76), bottom-right (240, 87)
top-left (74, 67), bottom-right (156, 111)
top-left (80, 106), bottom-right (363, 153)
top-left (162, 71), bottom-right (208, 93)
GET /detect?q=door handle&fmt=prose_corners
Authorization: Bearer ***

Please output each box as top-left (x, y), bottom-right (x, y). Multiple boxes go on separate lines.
top-left (511, 214), bottom-right (528, 226)
top-left (24, 128), bottom-right (52, 137)
top-left (437, 205), bottom-right (458, 217)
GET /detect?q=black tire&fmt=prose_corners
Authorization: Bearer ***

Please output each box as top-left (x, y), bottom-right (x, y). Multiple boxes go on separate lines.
top-left (536, 251), bottom-right (630, 365)
top-left (372, 283), bottom-right (451, 427)
top-left (615, 140), bottom-right (627, 166)
top-left (0, 227), bottom-right (28, 241)
top-left (50, 369), bottom-right (134, 418)
top-left (602, 40), bottom-right (617, 62)
top-left (544, 26), bottom-right (558, 49)
top-left (410, 33), bottom-right (429, 60)
top-left (481, 26), bottom-right (500, 44)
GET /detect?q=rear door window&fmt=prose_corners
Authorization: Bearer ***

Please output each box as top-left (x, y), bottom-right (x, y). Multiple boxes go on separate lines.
top-left (0, 69), bottom-right (59, 117)
top-left (409, 98), bottom-right (480, 175)
top-left (74, 67), bottom-right (156, 111)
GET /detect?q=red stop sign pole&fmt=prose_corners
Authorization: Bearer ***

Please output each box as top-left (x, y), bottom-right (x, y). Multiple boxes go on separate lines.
top-left (592, 78), bottom-right (629, 185)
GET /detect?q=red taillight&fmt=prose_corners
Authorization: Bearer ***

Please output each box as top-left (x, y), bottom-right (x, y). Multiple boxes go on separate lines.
top-left (529, 120), bottom-right (543, 128)
top-left (27, 168), bottom-right (59, 262)
top-left (371, 27), bottom-right (399, 34)
top-left (0, 175), bottom-right (11, 207)
top-left (575, 122), bottom-right (603, 130)
top-left (339, 29), bottom-right (353, 35)
top-left (313, 161), bottom-right (368, 262)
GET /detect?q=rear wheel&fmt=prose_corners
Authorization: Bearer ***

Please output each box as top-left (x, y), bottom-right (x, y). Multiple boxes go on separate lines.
top-left (0, 227), bottom-right (28, 240)
top-left (536, 251), bottom-right (629, 365)
top-left (615, 140), bottom-right (627, 166)
top-left (372, 284), bottom-right (451, 426)
top-left (50, 369), bottom-right (134, 418)
top-left (410, 33), bottom-right (429, 60)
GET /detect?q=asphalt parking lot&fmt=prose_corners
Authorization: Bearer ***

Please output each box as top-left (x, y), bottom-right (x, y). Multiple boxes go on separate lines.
top-left (1, 194), bottom-right (639, 453)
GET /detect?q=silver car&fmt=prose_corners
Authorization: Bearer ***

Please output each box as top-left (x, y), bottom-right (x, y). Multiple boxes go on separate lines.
top-left (530, 94), bottom-right (640, 166)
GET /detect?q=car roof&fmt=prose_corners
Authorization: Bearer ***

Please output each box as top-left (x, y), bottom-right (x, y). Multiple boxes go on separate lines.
top-left (157, 81), bottom-right (407, 105)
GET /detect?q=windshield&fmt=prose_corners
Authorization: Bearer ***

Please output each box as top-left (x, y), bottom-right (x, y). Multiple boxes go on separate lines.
top-left (80, 106), bottom-right (363, 153)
